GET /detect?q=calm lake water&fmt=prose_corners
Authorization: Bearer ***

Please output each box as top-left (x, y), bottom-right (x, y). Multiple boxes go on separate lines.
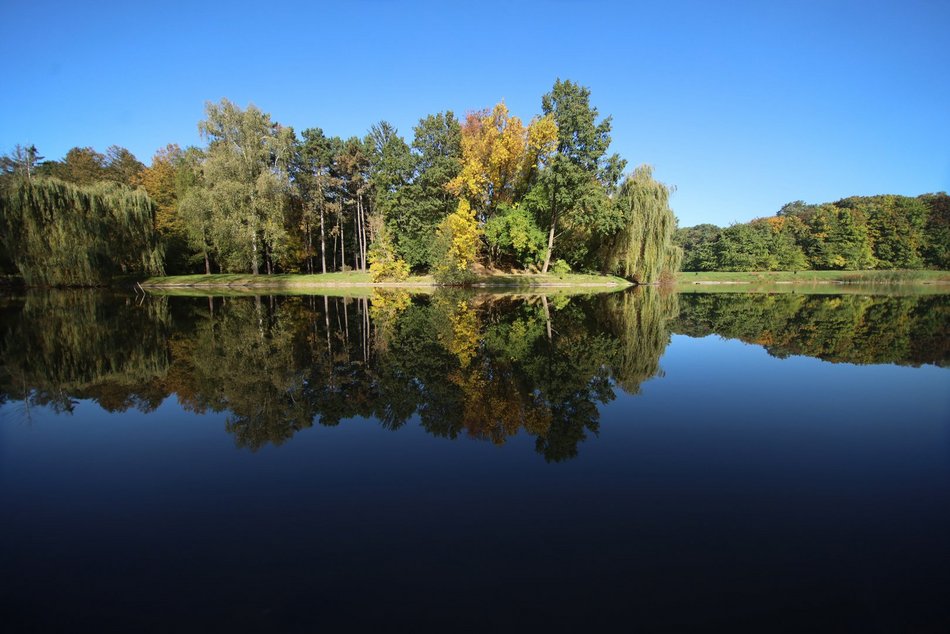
top-left (2, 288), bottom-right (948, 631)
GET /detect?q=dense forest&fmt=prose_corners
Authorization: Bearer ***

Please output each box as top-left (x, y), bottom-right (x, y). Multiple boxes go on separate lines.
top-left (676, 193), bottom-right (949, 272)
top-left (0, 80), bottom-right (683, 286)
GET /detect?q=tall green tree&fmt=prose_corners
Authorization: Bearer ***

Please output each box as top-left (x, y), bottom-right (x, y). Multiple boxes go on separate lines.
top-left (40, 146), bottom-right (107, 185)
top-left (293, 128), bottom-right (342, 274)
top-left (532, 79), bottom-right (626, 272)
top-left (334, 136), bottom-right (372, 271)
top-left (388, 111), bottom-right (461, 269)
top-left (194, 99), bottom-right (294, 274)
top-left (674, 223), bottom-right (721, 271)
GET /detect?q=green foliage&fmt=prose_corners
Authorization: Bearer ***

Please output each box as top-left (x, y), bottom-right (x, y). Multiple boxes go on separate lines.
top-left (386, 112), bottom-right (462, 269)
top-left (366, 121), bottom-right (413, 215)
top-left (534, 79), bottom-right (625, 272)
top-left (679, 192), bottom-right (948, 272)
top-left (0, 178), bottom-right (163, 286)
top-left (920, 192), bottom-right (950, 268)
top-left (551, 259), bottom-right (571, 275)
top-left (803, 205), bottom-right (874, 269)
top-left (483, 203), bottom-right (546, 269)
top-left (600, 165), bottom-right (682, 283)
top-left (675, 292), bottom-right (948, 367)
top-left (38, 145), bottom-right (144, 187)
top-left (674, 223), bottom-right (721, 271)
top-left (193, 99), bottom-right (294, 274)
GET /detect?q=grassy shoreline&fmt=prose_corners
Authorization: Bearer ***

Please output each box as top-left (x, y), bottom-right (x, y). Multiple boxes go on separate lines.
top-left (676, 270), bottom-right (950, 285)
top-left (139, 271), bottom-right (633, 291)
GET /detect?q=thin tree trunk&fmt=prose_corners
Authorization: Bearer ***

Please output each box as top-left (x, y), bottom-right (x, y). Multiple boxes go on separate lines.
top-left (324, 295), bottom-right (331, 358)
top-left (307, 220), bottom-right (313, 274)
top-left (343, 298), bottom-right (350, 356)
top-left (542, 216), bottom-right (556, 274)
top-left (319, 207), bottom-right (327, 274)
top-left (340, 215), bottom-right (346, 272)
top-left (359, 194), bottom-right (368, 272)
top-left (353, 198), bottom-right (361, 271)
top-left (204, 251), bottom-right (211, 275)
top-left (541, 295), bottom-right (552, 341)
top-left (251, 231), bottom-right (259, 275)
top-left (541, 176), bottom-right (558, 274)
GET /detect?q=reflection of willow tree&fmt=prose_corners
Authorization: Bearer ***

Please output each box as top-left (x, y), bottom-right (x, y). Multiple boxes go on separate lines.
top-left (674, 293), bottom-right (949, 367)
top-left (598, 287), bottom-right (679, 394)
top-left (0, 291), bottom-right (171, 412)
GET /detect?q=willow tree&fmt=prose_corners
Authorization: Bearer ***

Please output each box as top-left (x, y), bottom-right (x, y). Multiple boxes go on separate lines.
top-left (0, 177), bottom-right (163, 286)
top-left (602, 165), bottom-right (682, 284)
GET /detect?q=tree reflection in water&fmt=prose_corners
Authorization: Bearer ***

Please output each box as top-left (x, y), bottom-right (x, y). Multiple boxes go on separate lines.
top-left (1, 288), bottom-right (946, 458)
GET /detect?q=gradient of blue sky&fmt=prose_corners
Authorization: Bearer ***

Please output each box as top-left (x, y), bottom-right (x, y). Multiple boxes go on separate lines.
top-left (2, 0), bottom-right (947, 227)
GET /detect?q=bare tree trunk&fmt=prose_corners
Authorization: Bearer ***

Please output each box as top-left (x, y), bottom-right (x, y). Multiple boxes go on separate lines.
top-left (324, 295), bottom-right (331, 358)
top-left (319, 207), bottom-right (327, 274)
top-left (306, 220), bottom-right (313, 274)
top-left (204, 251), bottom-right (211, 275)
top-left (353, 217), bottom-right (359, 272)
top-left (541, 177), bottom-right (558, 274)
top-left (251, 231), bottom-right (259, 275)
top-left (340, 215), bottom-right (346, 272)
top-left (541, 295), bottom-right (552, 341)
top-left (343, 298), bottom-right (350, 357)
top-left (358, 194), bottom-right (368, 272)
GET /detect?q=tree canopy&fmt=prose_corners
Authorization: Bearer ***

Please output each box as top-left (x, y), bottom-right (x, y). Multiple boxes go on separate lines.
top-left (5, 80), bottom-right (944, 287)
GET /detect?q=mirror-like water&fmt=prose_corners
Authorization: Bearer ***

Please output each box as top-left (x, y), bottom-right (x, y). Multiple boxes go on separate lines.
top-left (2, 289), bottom-right (948, 630)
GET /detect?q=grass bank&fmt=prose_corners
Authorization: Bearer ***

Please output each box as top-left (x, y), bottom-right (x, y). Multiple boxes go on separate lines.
top-left (140, 271), bottom-right (632, 293)
top-left (677, 270), bottom-right (950, 285)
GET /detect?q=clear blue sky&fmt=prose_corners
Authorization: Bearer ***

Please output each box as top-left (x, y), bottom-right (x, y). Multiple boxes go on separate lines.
top-left (2, 0), bottom-right (947, 227)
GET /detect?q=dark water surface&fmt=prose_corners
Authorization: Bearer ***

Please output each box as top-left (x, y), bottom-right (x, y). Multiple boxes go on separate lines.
top-left (2, 289), bottom-right (948, 631)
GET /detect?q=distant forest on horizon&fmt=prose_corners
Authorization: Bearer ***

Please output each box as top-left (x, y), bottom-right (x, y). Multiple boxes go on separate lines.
top-left (676, 193), bottom-right (949, 272)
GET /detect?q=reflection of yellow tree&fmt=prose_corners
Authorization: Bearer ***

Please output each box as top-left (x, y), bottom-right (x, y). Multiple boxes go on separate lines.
top-left (369, 289), bottom-right (411, 353)
top-left (431, 292), bottom-right (552, 444)
top-left (452, 363), bottom-right (551, 445)
top-left (436, 296), bottom-right (479, 368)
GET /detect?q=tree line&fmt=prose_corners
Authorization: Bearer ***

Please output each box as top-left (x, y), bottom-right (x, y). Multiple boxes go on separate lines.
top-left (676, 193), bottom-right (949, 272)
top-left (0, 80), bottom-right (683, 286)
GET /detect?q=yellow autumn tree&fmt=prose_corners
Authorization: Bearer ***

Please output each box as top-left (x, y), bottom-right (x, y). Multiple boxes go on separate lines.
top-left (447, 102), bottom-right (557, 218)
top-left (432, 198), bottom-right (481, 284)
top-left (132, 144), bottom-right (183, 234)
